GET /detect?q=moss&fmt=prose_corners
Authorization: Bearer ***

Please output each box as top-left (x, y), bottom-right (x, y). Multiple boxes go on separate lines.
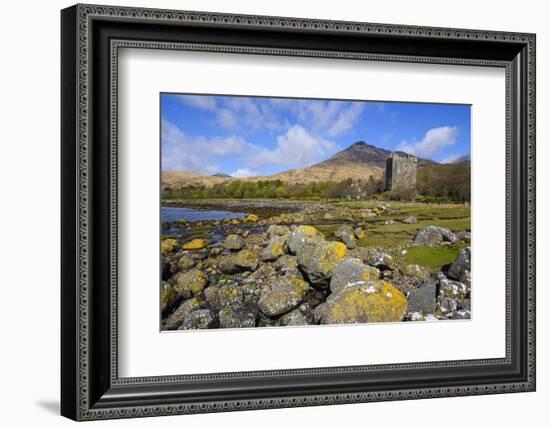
top-left (402, 243), bottom-right (468, 270)
top-left (188, 224), bottom-right (214, 233)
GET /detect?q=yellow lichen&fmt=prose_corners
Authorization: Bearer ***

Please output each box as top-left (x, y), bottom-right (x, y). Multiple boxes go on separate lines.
top-left (235, 249), bottom-right (258, 266)
top-left (174, 269), bottom-right (207, 296)
top-left (244, 214), bottom-right (259, 223)
top-left (332, 242), bottom-right (347, 258)
top-left (301, 225), bottom-right (320, 236)
top-left (361, 266), bottom-right (380, 281)
top-left (322, 280), bottom-right (407, 324)
top-left (161, 238), bottom-right (178, 254)
top-left (271, 243), bottom-right (284, 257)
top-left (355, 230), bottom-right (366, 239)
top-left (160, 284), bottom-right (177, 309)
top-left (183, 239), bottom-right (207, 250)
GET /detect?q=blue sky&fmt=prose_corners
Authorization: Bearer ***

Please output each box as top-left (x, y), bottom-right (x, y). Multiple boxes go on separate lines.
top-left (161, 94), bottom-right (471, 177)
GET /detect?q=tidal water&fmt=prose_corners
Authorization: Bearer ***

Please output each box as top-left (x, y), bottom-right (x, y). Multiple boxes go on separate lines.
top-left (161, 207), bottom-right (246, 223)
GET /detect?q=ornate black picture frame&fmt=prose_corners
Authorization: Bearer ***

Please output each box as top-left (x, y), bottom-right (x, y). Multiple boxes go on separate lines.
top-left (61, 4), bottom-right (536, 421)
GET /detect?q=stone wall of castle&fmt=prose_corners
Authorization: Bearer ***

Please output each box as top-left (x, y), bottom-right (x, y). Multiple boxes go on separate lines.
top-left (385, 153), bottom-right (417, 192)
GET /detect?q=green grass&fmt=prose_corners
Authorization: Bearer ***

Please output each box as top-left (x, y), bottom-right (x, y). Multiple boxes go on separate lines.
top-left (189, 233), bottom-right (212, 240)
top-left (355, 217), bottom-right (470, 249)
top-left (401, 243), bottom-right (468, 270)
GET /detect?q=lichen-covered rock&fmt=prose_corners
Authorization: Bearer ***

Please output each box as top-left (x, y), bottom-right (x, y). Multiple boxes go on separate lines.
top-left (456, 231), bottom-right (471, 242)
top-left (436, 296), bottom-right (459, 316)
top-left (370, 252), bottom-right (397, 271)
top-left (403, 215), bottom-right (417, 224)
top-left (296, 240), bottom-right (347, 285)
top-left (173, 269), bottom-right (208, 298)
top-left (315, 280), bottom-right (408, 324)
top-left (330, 258), bottom-right (380, 293)
top-left (278, 308), bottom-right (309, 326)
top-left (266, 224), bottom-right (290, 237)
top-left (274, 255), bottom-right (298, 272)
top-left (258, 277), bottom-right (310, 317)
top-left (354, 228), bottom-right (366, 239)
top-left (164, 297), bottom-right (202, 330)
top-left (183, 238), bottom-right (208, 250)
top-left (261, 235), bottom-right (287, 261)
top-left (401, 264), bottom-right (428, 279)
top-left (178, 309), bottom-right (215, 330)
top-left (223, 234), bottom-right (245, 251)
top-left (204, 283), bottom-right (244, 310)
top-left (413, 226), bottom-right (458, 245)
top-left (160, 282), bottom-right (177, 312)
top-left (407, 283), bottom-right (437, 316)
top-left (177, 254), bottom-right (196, 271)
top-left (334, 224), bottom-right (356, 249)
top-left (438, 274), bottom-right (470, 300)
top-left (449, 309), bottom-right (471, 320)
top-left (219, 249), bottom-right (259, 274)
top-left (287, 225), bottom-right (325, 254)
top-left (244, 214), bottom-right (259, 223)
top-left (234, 249), bottom-right (259, 270)
top-left (447, 247), bottom-right (471, 283)
top-left (218, 306), bottom-right (256, 328)
top-left (161, 238), bottom-right (178, 254)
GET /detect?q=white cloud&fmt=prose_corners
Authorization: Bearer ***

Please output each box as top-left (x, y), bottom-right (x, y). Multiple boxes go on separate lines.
top-left (215, 97), bottom-right (285, 133)
top-left (396, 126), bottom-right (459, 159)
top-left (215, 108), bottom-right (238, 130)
top-left (253, 125), bottom-right (338, 168)
top-left (327, 103), bottom-right (365, 137)
top-left (285, 100), bottom-right (364, 137)
top-left (178, 95), bottom-right (217, 111)
top-left (441, 154), bottom-right (462, 164)
top-left (231, 168), bottom-right (259, 178)
top-left (194, 135), bottom-right (247, 156)
top-left (210, 97), bottom-right (364, 137)
top-left (161, 119), bottom-right (246, 173)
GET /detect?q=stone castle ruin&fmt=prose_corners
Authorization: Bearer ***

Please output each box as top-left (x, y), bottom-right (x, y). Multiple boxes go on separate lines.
top-left (385, 153), bottom-right (417, 192)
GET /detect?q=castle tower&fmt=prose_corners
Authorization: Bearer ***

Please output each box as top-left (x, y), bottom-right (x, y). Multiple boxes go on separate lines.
top-left (385, 153), bottom-right (418, 192)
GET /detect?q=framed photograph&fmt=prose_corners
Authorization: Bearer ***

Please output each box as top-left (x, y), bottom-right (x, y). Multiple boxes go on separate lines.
top-left (61, 4), bottom-right (536, 421)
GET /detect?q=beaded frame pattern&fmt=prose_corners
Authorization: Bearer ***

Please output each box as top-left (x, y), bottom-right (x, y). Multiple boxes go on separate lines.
top-left (74, 4), bottom-right (535, 420)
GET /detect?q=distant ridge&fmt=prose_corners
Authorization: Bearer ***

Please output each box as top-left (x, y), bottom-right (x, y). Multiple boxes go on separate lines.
top-left (162, 141), bottom-right (437, 189)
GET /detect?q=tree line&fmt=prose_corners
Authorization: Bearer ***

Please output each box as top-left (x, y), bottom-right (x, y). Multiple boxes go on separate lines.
top-left (163, 162), bottom-right (470, 203)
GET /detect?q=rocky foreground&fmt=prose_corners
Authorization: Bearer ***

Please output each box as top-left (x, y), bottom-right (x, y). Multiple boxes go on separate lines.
top-left (161, 207), bottom-right (471, 330)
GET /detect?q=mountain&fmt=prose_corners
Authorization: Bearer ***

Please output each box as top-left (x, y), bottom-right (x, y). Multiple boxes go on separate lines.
top-left (162, 141), bottom-right (436, 189)
top-left (248, 141), bottom-right (435, 185)
top-left (212, 173), bottom-right (232, 178)
top-left (161, 171), bottom-right (233, 191)
top-left (450, 154), bottom-right (470, 163)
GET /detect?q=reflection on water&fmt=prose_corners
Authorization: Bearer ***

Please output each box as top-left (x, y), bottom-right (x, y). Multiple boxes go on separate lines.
top-left (161, 207), bottom-right (246, 223)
